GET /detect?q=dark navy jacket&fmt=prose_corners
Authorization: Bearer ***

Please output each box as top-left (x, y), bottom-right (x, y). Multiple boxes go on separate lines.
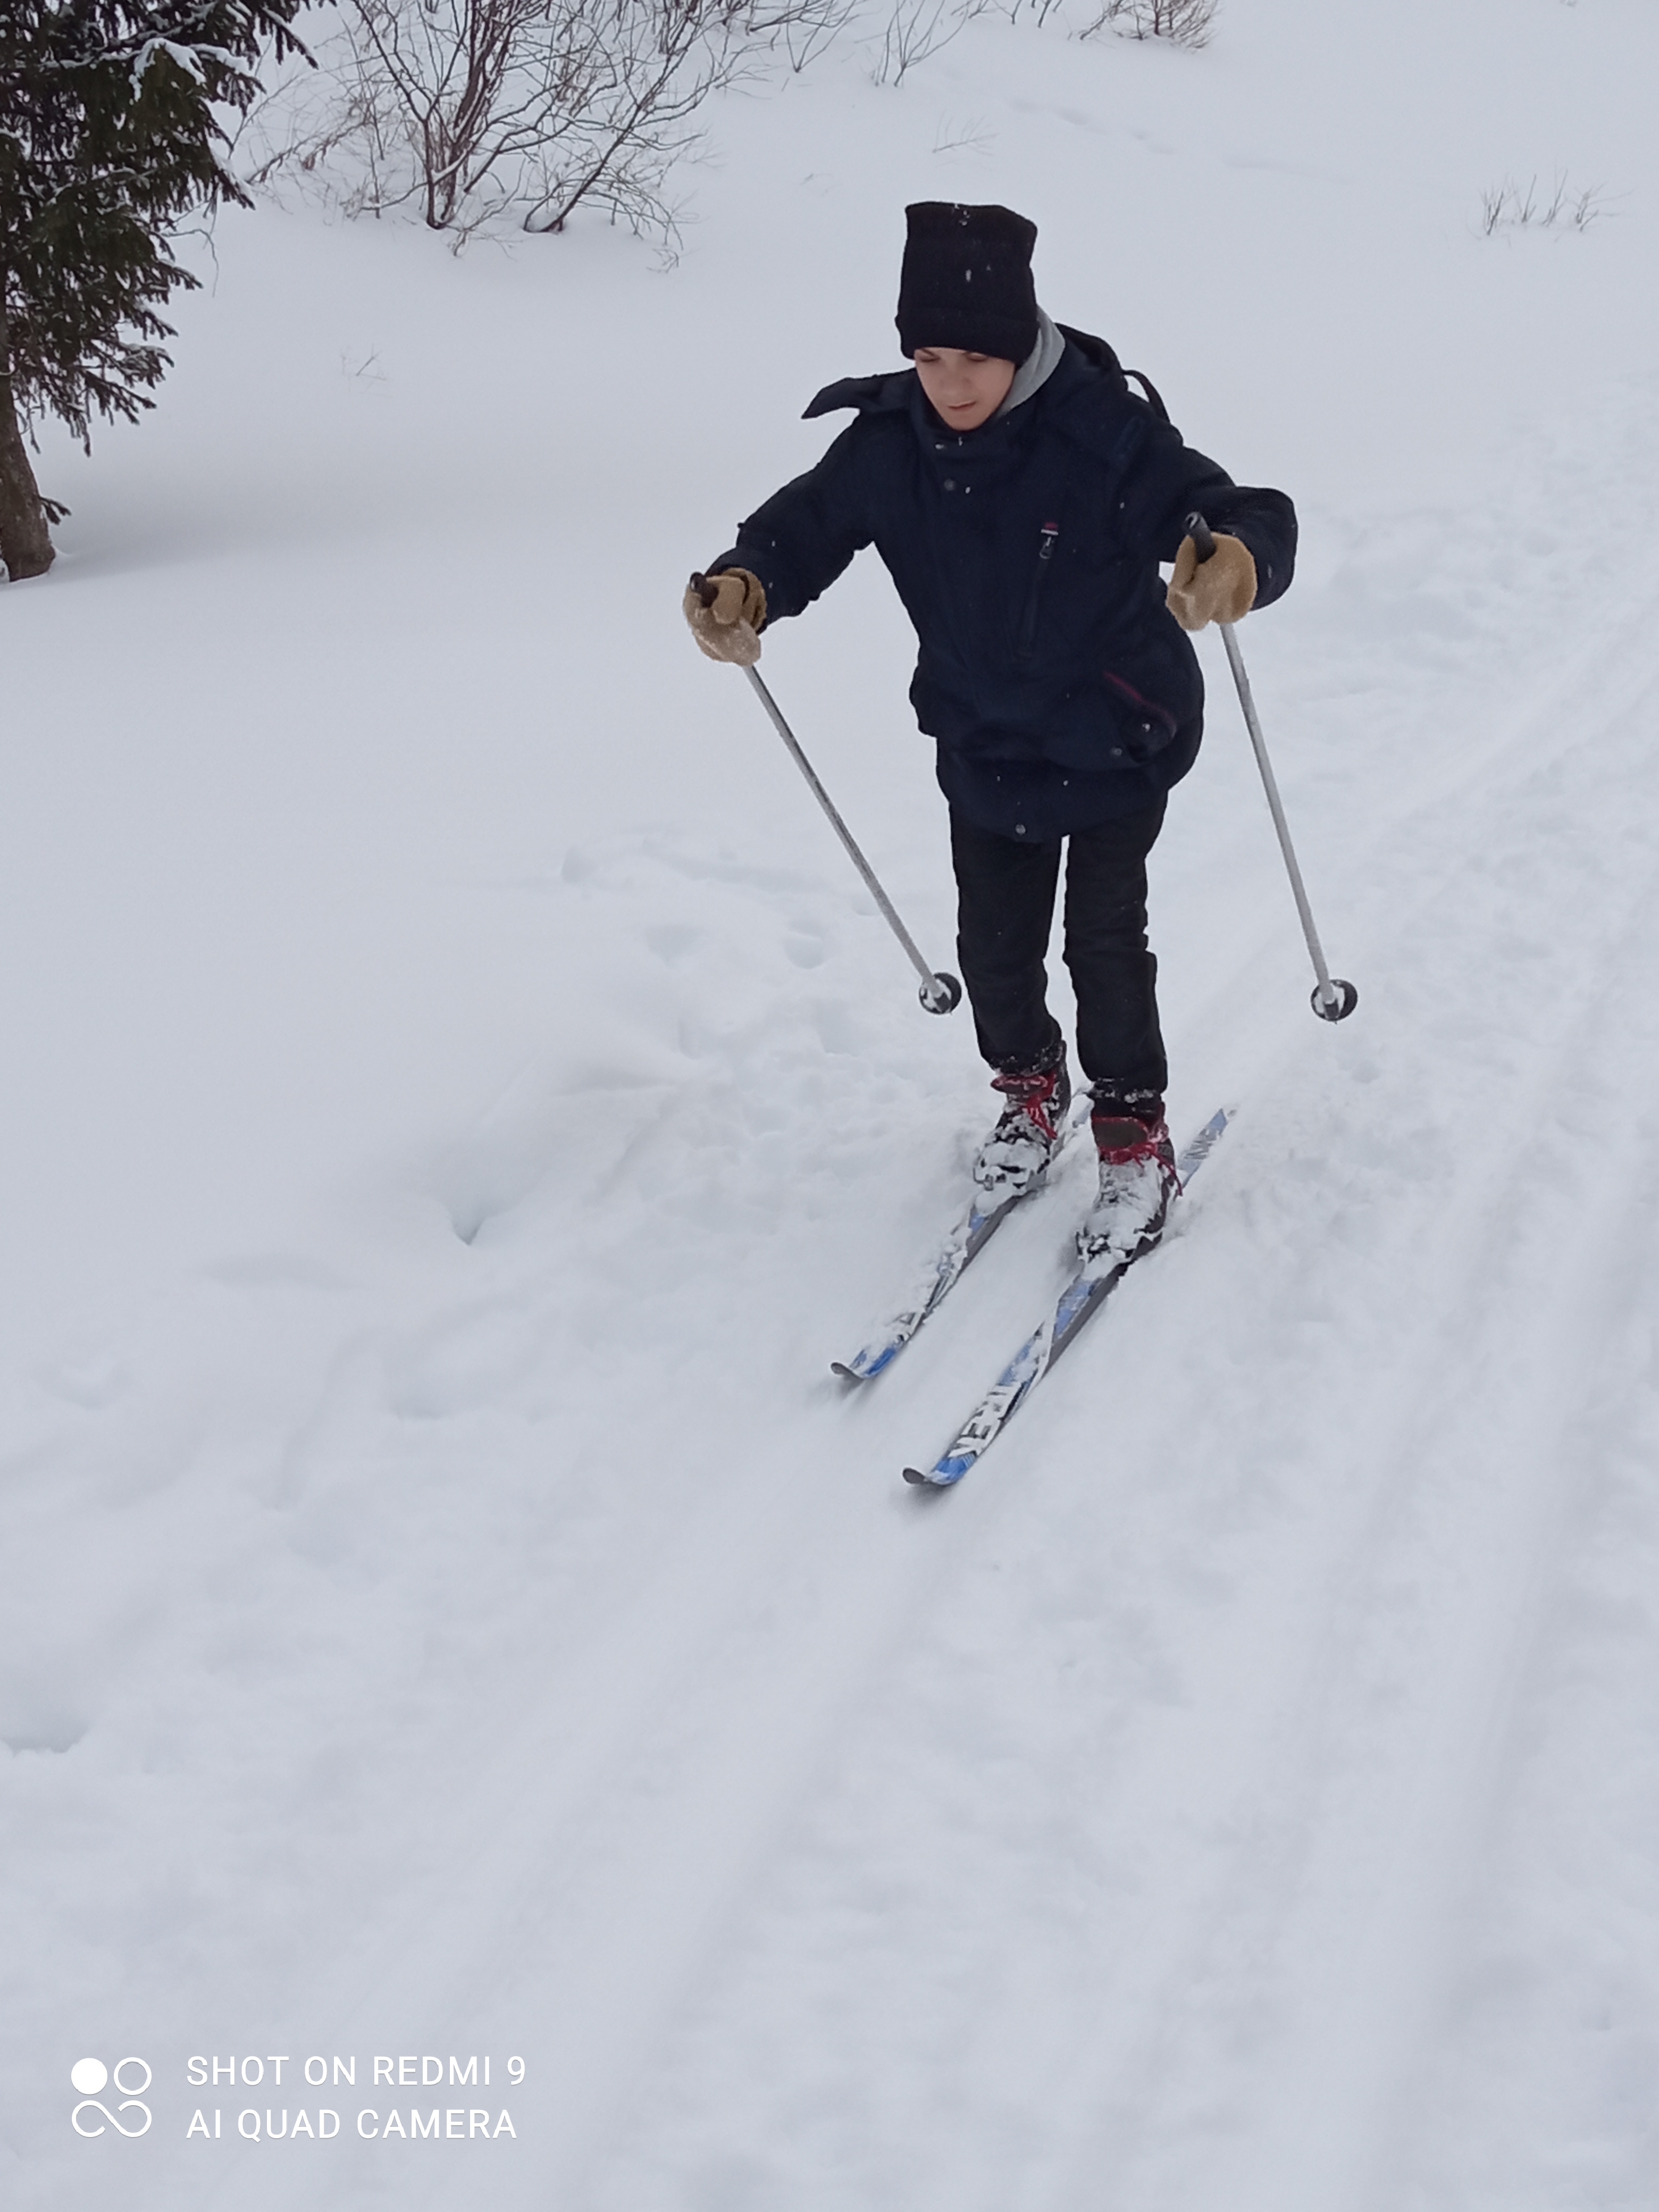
top-left (711, 329), bottom-right (1296, 840)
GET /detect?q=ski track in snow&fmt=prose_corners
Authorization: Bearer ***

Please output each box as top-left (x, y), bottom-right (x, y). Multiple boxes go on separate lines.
top-left (570, 513), bottom-right (1659, 2212)
top-left (6, 2), bottom-right (1659, 2206)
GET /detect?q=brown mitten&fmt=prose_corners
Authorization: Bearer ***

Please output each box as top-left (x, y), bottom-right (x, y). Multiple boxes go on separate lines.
top-left (683, 567), bottom-right (766, 665)
top-left (1165, 532), bottom-right (1256, 632)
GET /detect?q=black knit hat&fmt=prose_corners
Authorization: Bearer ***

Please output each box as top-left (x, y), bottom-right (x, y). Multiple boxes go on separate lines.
top-left (895, 202), bottom-right (1039, 363)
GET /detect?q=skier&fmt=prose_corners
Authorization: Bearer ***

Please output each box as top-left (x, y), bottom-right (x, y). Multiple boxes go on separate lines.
top-left (685, 202), bottom-right (1296, 1264)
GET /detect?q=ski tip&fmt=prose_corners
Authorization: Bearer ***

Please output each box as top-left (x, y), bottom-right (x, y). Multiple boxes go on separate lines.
top-left (1174, 1103), bottom-right (1234, 1182)
top-left (903, 1457), bottom-right (969, 1488)
top-left (834, 1344), bottom-right (895, 1382)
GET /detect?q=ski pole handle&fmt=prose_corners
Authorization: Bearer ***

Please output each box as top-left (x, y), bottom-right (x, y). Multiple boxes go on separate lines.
top-left (690, 569), bottom-right (720, 608)
top-left (1185, 512), bottom-right (1218, 564)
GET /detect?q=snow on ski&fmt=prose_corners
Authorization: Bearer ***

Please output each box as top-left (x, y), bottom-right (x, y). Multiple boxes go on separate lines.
top-left (833, 1103), bottom-right (1089, 1383)
top-left (902, 1108), bottom-right (1231, 1487)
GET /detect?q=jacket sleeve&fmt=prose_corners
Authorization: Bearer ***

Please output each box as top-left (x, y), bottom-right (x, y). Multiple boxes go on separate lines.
top-left (1120, 415), bottom-right (1298, 610)
top-left (706, 418), bottom-right (877, 625)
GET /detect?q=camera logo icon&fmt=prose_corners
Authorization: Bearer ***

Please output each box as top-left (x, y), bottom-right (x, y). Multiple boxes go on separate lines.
top-left (71, 2058), bottom-right (152, 2137)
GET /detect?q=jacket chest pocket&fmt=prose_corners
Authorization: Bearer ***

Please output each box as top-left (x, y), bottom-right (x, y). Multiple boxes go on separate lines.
top-left (1015, 520), bottom-right (1061, 662)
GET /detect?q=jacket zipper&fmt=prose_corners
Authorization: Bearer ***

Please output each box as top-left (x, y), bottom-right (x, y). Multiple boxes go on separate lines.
top-left (1016, 521), bottom-right (1060, 660)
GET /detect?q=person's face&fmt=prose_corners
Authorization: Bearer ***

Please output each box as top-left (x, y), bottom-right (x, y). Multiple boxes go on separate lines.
top-left (912, 347), bottom-right (1017, 432)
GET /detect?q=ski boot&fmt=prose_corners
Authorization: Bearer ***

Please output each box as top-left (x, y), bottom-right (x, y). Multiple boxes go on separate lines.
top-left (1077, 1090), bottom-right (1178, 1267)
top-left (972, 1045), bottom-right (1071, 1202)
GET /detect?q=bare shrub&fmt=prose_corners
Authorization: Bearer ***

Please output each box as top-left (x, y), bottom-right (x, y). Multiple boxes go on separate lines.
top-left (781, 0), bottom-right (857, 71)
top-left (1072, 0), bottom-right (1216, 46)
top-left (249, 0), bottom-right (848, 241)
top-left (869, 0), bottom-right (989, 87)
top-left (1480, 173), bottom-right (1608, 236)
top-left (931, 113), bottom-right (995, 156)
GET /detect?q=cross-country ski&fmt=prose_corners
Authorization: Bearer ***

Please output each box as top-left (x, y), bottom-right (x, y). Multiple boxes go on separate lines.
top-left (903, 1108), bottom-right (1230, 1487)
top-left (832, 1100), bottom-right (1090, 1382)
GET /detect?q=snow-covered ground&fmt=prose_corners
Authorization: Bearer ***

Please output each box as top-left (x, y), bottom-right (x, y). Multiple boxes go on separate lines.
top-left (6, 1), bottom-right (1659, 2205)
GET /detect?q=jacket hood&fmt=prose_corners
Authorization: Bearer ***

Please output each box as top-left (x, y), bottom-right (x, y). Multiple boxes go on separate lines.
top-left (994, 308), bottom-right (1066, 418)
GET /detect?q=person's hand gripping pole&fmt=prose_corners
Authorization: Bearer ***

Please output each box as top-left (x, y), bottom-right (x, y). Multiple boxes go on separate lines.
top-left (688, 574), bottom-right (962, 1016)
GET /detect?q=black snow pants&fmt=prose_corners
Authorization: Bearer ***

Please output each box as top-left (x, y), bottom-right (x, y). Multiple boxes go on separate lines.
top-left (950, 800), bottom-right (1168, 1100)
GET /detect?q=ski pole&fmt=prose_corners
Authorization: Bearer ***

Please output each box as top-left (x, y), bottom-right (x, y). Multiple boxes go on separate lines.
top-left (1186, 515), bottom-right (1358, 1023)
top-left (691, 576), bottom-right (962, 1016)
